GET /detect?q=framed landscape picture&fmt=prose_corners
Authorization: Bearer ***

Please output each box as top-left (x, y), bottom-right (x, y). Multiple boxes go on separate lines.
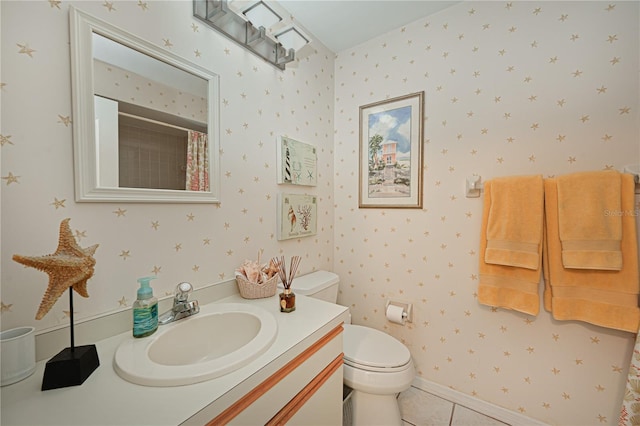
top-left (359, 92), bottom-right (424, 208)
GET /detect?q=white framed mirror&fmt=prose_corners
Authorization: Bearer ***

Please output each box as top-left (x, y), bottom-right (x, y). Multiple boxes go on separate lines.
top-left (70, 7), bottom-right (220, 203)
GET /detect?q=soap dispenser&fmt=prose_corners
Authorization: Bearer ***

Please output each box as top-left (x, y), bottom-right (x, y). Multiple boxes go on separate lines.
top-left (133, 276), bottom-right (158, 338)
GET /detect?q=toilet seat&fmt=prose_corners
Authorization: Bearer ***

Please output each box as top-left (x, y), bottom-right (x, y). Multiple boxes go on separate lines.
top-left (343, 324), bottom-right (411, 372)
top-left (342, 324), bottom-right (415, 396)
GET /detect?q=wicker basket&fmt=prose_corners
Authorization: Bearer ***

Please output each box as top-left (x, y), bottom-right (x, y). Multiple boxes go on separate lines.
top-left (236, 274), bottom-right (278, 299)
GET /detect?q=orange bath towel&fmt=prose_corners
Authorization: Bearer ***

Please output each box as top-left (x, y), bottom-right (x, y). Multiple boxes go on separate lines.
top-left (479, 180), bottom-right (542, 316)
top-left (556, 170), bottom-right (623, 270)
top-left (485, 175), bottom-right (544, 270)
top-left (543, 174), bottom-right (640, 333)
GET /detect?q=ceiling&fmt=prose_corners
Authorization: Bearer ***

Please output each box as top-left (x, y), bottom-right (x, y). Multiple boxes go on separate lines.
top-left (278, 1), bottom-right (460, 52)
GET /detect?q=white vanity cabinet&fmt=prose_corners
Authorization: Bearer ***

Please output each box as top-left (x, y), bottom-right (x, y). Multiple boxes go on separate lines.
top-left (185, 324), bottom-right (344, 426)
top-left (0, 293), bottom-right (348, 426)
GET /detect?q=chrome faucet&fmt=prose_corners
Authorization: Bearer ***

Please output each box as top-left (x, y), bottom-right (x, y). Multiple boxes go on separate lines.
top-left (158, 282), bottom-right (199, 325)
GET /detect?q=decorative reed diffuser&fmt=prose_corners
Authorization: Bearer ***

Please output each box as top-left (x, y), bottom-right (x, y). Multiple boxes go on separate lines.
top-left (274, 255), bottom-right (300, 313)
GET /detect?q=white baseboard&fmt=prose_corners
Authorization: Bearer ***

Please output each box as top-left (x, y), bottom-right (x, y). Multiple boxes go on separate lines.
top-left (412, 377), bottom-right (550, 426)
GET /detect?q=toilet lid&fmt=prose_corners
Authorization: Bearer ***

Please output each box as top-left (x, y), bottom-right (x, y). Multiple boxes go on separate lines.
top-left (343, 324), bottom-right (411, 369)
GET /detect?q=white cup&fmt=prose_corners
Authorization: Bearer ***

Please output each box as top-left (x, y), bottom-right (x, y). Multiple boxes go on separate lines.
top-left (1, 326), bottom-right (36, 386)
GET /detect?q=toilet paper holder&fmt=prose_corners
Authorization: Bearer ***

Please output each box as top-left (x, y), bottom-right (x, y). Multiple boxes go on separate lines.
top-left (386, 300), bottom-right (413, 323)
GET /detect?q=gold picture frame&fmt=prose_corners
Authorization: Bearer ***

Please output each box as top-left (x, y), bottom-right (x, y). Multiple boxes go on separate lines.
top-left (359, 92), bottom-right (424, 208)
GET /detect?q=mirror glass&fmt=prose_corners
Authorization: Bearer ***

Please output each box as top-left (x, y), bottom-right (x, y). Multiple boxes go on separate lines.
top-left (70, 7), bottom-right (220, 203)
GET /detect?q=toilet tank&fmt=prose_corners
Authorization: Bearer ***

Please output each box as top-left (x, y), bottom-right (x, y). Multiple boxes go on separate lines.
top-left (284, 270), bottom-right (339, 303)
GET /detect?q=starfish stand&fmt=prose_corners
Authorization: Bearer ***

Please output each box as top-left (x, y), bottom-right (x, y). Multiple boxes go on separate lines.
top-left (41, 288), bottom-right (99, 391)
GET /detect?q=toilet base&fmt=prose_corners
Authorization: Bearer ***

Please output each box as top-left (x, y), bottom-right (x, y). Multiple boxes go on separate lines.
top-left (351, 389), bottom-right (402, 426)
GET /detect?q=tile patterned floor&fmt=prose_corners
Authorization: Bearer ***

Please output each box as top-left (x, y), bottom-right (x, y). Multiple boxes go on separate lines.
top-left (398, 386), bottom-right (510, 426)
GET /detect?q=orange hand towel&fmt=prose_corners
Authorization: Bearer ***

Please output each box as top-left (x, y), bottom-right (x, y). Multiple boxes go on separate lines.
top-left (556, 170), bottom-right (623, 270)
top-left (479, 181), bottom-right (542, 316)
top-left (485, 175), bottom-right (544, 270)
top-left (543, 174), bottom-right (639, 333)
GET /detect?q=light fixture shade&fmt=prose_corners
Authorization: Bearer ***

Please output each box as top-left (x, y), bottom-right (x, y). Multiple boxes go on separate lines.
top-left (194, 0), bottom-right (295, 70)
top-left (242, 1), bottom-right (281, 28)
top-left (276, 27), bottom-right (309, 51)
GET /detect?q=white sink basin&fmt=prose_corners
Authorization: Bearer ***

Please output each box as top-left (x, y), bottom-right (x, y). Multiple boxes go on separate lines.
top-left (114, 303), bottom-right (278, 386)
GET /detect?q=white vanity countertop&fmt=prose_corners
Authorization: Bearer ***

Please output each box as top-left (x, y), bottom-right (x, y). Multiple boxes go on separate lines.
top-left (0, 294), bottom-right (348, 426)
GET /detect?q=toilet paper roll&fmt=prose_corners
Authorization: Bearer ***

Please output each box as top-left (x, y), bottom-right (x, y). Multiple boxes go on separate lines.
top-left (386, 304), bottom-right (406, 325)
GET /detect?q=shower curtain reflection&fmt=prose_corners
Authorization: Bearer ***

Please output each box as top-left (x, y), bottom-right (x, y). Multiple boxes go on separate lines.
top-left (186, 130), bottom-right (209, 191)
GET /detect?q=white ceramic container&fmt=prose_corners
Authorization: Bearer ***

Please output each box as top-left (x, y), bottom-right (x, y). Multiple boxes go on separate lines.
top-left (1, 326), bottom-right (36, 386)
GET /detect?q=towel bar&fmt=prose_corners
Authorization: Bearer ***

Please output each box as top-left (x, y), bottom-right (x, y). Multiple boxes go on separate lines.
top-left (622, 165), bottom-right (640, 193)
top-left (467, 170), bottom-right (640, 197)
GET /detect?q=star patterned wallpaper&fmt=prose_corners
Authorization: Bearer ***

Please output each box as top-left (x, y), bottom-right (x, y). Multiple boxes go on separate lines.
top-left (93, 59), bottom-right (208, 125)
top-left (333, 1), bottom-right (639, 425)
top-left (1, 1), bottom-right (334, 332)
top-left (1, 1), bottom-right (640, 425)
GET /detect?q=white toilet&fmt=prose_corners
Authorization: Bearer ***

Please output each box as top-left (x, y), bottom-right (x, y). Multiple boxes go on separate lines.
top-left (288, 270), bottom-right (415, 426)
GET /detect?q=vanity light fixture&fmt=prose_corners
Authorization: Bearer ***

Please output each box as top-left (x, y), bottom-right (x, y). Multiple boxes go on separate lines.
top-left (275, 27), bottom-right (309, 52)
top-left (193, 0), bottom-right (306, 70)
top-left (242, 1), bottom-right (282, 29)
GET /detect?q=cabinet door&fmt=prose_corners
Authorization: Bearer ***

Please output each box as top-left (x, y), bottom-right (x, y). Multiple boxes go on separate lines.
top-left (284, 365), bottom-right (343, 426)
top-left (199, 325), bottom-right (344, 426)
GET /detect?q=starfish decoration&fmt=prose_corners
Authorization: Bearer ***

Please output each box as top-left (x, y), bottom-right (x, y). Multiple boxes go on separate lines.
top-left (16, 43), bottom-right (36, 57)
top-left (1, 301), bottom-right (13, 313)
top-left (2, 172), bottom-right (20, 185)
top-left (0, 134), bottom-right (13, 146)
top-left (12, 218), bottom-right (98, 320)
